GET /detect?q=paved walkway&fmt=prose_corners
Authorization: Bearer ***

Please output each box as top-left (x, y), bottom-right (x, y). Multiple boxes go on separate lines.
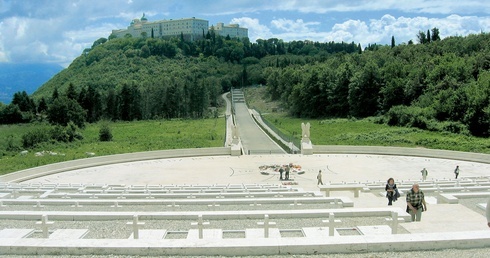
top-left (233, 99), bottom-right (285, 155)
top-left (10, 90), bottom-right (490, 253)
top-left (26, 153), bottom-right (490, 234)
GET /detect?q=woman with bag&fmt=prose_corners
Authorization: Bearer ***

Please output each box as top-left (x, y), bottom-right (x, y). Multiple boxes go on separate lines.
top-left (385, 178), bottom-right (399, 206)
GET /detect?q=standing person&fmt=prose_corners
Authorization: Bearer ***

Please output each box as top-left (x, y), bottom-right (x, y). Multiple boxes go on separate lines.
top-left (486, 198), bottom-right (490, 228)
top-left (285, 165), bottom-right (290, 180)
top-left (454, 165), bottom-right (460, 179)
top-left (278, 166), bottom-right (284, 180)
top-left (406, 184), bottom-right (427, 222)
top-left (421, 168), bottom-right (428, 181)
top-left (385, 178), bottom-right (399, 206)
top-left (317, 170), bottom-right (324, 185)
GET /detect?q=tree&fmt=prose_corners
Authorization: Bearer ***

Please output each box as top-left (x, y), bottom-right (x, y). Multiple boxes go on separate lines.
top-left (37, 97), bottom-right (48, 113)
top-left (79, 84), bottom-right (102, 123)
top-left (348, 61), bottom-right (382, 117)
top-left (47, 97), bottom-right (86, 128)
top-left (0, 104), bottom-right (23, 124)
top-left (427, 29), bottom-right (431, 44)
top-left (91, 37), bottom-right (107, 49)
top-left (391, 36), bottom-right (395, 48)
top-left (65, 83), bottom-right (78, 100)
top-left (104, 88), bottom-right (118, 121)
top-left (417, 31), bottom-right (427, 44)
top-left (118, 83), bottom-right (142, 121)
top-left (51, 87), bottom-right (59, 100)
top-left (11, 91), bottom-right (35, 112)
top-left (431, 27), bottom-right (441, 41)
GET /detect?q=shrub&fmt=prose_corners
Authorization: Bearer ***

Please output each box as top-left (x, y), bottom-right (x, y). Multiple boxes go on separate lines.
top-left (99, 123), bottom-right (113, 142)
top-left (22, 129), bottom-right (50, 148)
top-left (50, 122), bottom-right (83, 143)
top-left (4, 134), bottom-right (20, 152)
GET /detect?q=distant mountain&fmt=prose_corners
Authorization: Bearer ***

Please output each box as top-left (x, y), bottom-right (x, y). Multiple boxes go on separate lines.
top-left (0, 63), bottom-right (64, 104)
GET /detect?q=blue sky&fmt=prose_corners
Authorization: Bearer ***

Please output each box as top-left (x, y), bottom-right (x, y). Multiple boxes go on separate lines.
top-left (0, 0), bottom-right (489, 67)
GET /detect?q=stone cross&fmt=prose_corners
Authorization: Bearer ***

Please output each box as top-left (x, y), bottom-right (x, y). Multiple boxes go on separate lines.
top-left (36, 214), bottom-right (54, 238)
top-left (167, 201), bottom-right (180, 207)
top-left (0, 201), bottom-right (6, 207)
top-left (207, 202), bottom-right (220, 209)
top-left (126, 215), bottom-right (145, 239)
top-left (216, 193), bottom-right (225, 198)
top-left (71, 201), bottom-right (83, 208)
top-left (33, 201), bottom-right (44, 208)
top-left (111, 201), bottom-right (122, 208)
top-left (290, 199), bottom-right (302, 206)
top-left (384, 211), bottom-right (402, 234)
top-left (257, 214), bottom-right (276, 238)
top-left (191, 214), bottom-right (210, 239)
top-left (322, 212), bottom-right (341, 236)
top-left (249, 201), bottom-right (261, 207)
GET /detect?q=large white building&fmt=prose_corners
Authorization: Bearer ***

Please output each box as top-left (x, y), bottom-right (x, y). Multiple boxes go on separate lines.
top-left (213, 22), bottom-right (248, 39)
top-left (111, 14), bottom-right (248, 41)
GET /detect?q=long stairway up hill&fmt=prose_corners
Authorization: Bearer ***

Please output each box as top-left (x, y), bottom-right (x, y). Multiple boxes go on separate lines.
top-left (231, 89), bottom-right (285, 155)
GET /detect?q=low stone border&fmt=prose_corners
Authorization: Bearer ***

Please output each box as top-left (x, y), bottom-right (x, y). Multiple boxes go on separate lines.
top-left (0, 147), bottom-right (231, 183)
top-left (1, 230), bottom-right (489, 256)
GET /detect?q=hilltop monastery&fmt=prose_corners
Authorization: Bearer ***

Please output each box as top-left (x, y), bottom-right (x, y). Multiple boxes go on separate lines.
top-left (111, 14), bottom-right (248, 41)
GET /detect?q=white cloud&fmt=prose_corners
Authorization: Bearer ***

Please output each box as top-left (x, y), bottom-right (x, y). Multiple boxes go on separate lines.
top-left (244, 14), bottom-right (490, 48)
top-left (1, 0), bottom-right (490, 67)
top-left (230, 17), bottom-right (272, 41)
top-left (271, 19), bottom-right (319, 33)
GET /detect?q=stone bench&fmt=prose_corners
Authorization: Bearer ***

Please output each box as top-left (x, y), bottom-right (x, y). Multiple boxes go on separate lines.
top-left (439, 192), bottom-right (490, 204)
top-left (0, 196), bottom-right (354, 208)
top-left (0, 207), bottom-right (410, 221)
top-left (45, 191), bottom-right (317, 200)
top-left (319, 184), bottom-right (365, 198)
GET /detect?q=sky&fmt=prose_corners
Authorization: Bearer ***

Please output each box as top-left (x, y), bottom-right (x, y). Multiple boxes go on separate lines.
top-left (0, 0), bottom-right (490, 67)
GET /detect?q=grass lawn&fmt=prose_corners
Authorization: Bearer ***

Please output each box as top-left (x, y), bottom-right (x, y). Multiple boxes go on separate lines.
top-left (0, 118), bottom-right (225, 175)
top-left (244, 86), bottom-right (490, 154)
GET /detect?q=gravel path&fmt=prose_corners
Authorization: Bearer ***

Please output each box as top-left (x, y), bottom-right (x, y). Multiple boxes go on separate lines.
top-left (2, 248), bottom-right (490, 258)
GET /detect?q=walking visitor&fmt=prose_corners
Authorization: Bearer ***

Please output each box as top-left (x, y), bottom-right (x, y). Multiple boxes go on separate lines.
top-left (317, 170), bottom-right (323, 185)
top-left (385, 178), bottom-right (399, 206)
top-left (454, 165), bottom-right (460, 179)
top-left (406, 183), bottom-right (427, 222)
top-left (421, 168), bottom-right (428, 181)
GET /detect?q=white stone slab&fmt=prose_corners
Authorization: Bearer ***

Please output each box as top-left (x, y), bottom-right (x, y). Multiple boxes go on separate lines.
top-left (0, 228), bottom-right (35, 238)
top-left (477, 203), bottom-right (487, 211)
top-left (0, 193), bottom-right (10, 198)
top-left (17, 196), bottom-right (34, 199)
top-left (425, 196), bottom-right (438, 204)
top-left (187, 229), bottom-right (222, 239)
top-left (49, 229), bottom-right (88, 239)
top-left (302, 227), bottom-right (339, 237)
top-left (129, 229), bottom-right (167, 239)
top-left (357, 225), bottom-right (392, 235)
top-left (245, 228), bottom-right (281, 238)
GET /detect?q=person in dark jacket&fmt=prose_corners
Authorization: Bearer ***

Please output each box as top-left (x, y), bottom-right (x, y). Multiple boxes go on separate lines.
top-left (385, 177), bottom-right (399, 206)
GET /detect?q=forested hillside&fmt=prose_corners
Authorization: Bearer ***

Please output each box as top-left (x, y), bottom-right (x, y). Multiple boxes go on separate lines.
top-left (1, 29), bottom-right (490, 138)
top-left (265, 33), bottom-right (490, 137)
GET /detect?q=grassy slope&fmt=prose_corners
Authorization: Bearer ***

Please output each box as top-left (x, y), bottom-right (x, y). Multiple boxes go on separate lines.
top-left (0, 118), bottom-right (225, 175)
top-left (2, 86), bottom-right (490, 176)
top-left (244, 87), bottom-right (490, 154)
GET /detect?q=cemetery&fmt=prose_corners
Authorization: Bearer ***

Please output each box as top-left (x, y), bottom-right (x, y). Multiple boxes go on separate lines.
top-left (0, 89), bottom-right (489, 256)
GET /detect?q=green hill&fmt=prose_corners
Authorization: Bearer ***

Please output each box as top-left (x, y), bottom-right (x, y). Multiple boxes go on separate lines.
top-left (3, 30), bottom-right (490, 137)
